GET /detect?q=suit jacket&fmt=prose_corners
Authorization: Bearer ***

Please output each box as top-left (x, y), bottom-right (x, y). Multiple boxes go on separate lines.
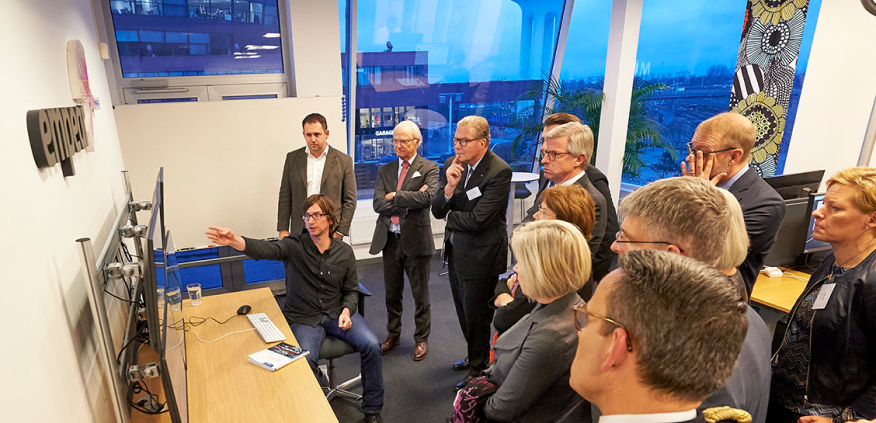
top-left (277, 146), bottom-right (357, 236)
top-left (727, 168), bottom-right (785, 295)
top-left (369, 155), bottom-right (440, 257)
top-left (585, 166), bottom-right (619, 281)
top-left (432, 149), bottom-right (511, 278)
top-left (484, 292), bottom-right (590, 423)
top-left (525, 170), bottom-right (607, 260)
top-left (700, 305), bottom-right (771, 423)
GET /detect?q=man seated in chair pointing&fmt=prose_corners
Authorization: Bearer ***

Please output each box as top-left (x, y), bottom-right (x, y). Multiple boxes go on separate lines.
top-left (206, 194), bottom-right (384, 423)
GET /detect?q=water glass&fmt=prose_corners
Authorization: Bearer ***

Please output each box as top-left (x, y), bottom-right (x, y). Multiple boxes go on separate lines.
top-left (187, 283), bottom-right (203, 306)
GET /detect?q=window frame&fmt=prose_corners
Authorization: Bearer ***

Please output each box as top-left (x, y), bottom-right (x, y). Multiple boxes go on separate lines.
top-left (96, 0), bottom-right (294, 105)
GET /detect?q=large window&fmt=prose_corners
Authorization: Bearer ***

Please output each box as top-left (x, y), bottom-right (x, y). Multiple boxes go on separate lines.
top-left (621, 0), bottom-right (821, 186)
top-left (343, 0), bottom-right (566, 198)
top-left (102, 0), bottom-right (289, 104)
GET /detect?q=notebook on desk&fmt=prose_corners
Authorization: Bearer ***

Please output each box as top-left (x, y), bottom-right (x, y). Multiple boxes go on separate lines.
top-left (248, 342), bottom-right (309, 371)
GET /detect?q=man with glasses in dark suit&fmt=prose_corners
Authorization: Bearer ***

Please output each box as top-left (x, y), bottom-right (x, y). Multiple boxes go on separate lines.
top-left (433, 115), bottom-right (512, 390)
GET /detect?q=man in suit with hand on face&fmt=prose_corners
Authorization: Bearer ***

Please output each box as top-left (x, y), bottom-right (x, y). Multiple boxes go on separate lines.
top-left (433, 115), bottom-right (512, 391)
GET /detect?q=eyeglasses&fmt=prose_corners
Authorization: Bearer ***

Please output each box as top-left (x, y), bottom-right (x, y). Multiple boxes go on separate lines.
top-left (573, 304), bottom-right (633, 352)
top-left (686, 141), bottom-right (735, 156)
top-left (452, 137), bottom-right (481, 147)
top-left (534, 206), bottom-right (556, 219)
top-left (540, 150), bottom-right (573, 161)
top-left (393, 138), bottom-right (417, 145)
top-left (614, 230), bottom-right (683, 253)
top-left (302, 213), bottom-right (328, 222)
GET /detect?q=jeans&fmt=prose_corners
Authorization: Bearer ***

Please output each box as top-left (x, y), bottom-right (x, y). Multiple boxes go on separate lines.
top-left (290, 313), bottom-right (384, 414)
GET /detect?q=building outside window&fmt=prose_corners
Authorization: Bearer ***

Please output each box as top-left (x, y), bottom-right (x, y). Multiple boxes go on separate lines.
top-left (342, 0), bottom-right (566, 198)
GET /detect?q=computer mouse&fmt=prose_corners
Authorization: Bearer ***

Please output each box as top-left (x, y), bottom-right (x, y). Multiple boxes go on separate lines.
top-left (237, 305), bottom-right (251, 315)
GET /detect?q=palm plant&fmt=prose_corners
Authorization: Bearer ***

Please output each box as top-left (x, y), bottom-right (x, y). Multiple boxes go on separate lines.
top-left (512, 75), bottom-right (677, 179)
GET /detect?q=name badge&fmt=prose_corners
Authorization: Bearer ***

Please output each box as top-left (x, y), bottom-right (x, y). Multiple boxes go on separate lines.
top-left (812, 283), bottom-right (836, 310)
top-left (466, 186), bottom-right (482, 200)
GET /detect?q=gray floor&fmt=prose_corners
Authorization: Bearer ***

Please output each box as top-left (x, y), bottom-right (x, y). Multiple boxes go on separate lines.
top-left (276, 253), bottom-right (470, 423)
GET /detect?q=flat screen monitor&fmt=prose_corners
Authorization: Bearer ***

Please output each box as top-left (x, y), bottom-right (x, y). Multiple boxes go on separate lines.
top-left (763, 196), bottom-right (811, 267)
top-left (805, 192), bottom-right (831, 254)
top-left (763, 169), bottom-right (825, 200)
top-left (160, 230), bottom-right (188, 423)
top-left (142, 168), bottom-right (166, 352)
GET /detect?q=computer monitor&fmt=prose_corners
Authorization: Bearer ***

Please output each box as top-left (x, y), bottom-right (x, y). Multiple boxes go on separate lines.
top-left (763, 196), bottom-right (811, 267)
top-left (142, 168), bottom-right (166, 352)
top-left (763, 169), bottom-right (825, 200)
top-left (160, 230), bottom-right (188, 423)
top-left (805, 192), bottom-right (831, 254)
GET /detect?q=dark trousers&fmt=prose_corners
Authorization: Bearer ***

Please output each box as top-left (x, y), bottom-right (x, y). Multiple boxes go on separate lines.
top-left (290, 314), bottom-right (384, 414)
top-left (383, 232), bottom-right (432, 342)
top-left (446, 242), bottom-right (496, 376)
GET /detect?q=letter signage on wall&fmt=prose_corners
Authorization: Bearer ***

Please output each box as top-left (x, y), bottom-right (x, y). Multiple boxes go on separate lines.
top-left (26, 106), bottom-right (91, 177)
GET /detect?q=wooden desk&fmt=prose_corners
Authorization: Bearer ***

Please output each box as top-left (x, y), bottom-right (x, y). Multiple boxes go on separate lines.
top-left (750, 269), bottom-right (810, 313)
top-left (132, 288), bottom-right (338, 423)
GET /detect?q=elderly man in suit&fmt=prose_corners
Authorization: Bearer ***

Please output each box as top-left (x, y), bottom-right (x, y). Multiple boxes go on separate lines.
top-left (433, 115), bottom-right (512, 390)
top-left (681, 112), bottom-right (786, 296)
top-left (370, 120), bottom-right (439, 361)
top-left (570, 250), bottom-right (748, 423)
top-left (277, 112), bottom-right (357, 240)
top-left (524, 121), bottom-right (607, 301)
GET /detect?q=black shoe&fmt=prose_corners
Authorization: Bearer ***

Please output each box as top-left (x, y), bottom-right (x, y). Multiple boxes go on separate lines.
top-left (455, 374), bottom-right (475, 392)
top-left (363, 413), bottom-right (383, 423)
top-left (452, 357), bottom-right (470, 371)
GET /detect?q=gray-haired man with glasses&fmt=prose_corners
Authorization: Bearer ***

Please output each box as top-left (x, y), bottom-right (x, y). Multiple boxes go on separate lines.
top-left (370, 120), bottom-right (439, 361)
top-left (570, 249), bottom-right (748, 423)
top-left (433, 115), bottom-right (511, 390)
top-left (680, 112), bottom-right (785, 296)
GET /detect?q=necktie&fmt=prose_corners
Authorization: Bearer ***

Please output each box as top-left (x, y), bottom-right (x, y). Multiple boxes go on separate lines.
top-left (391, 161), bottom-right (409, 225)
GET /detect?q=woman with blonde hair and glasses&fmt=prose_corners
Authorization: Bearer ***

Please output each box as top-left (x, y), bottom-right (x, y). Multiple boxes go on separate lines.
top-left (770, 166), bottom-right (876, 423)
top-left (480, 219), bottom-right (591, 422)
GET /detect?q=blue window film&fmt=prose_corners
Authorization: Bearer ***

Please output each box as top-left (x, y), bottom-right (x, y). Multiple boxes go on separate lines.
top-left (166, 31), bottom-right (188, 43)
top-left (243, 259), bottom-right (285, 284)
top-left (190, 44), bottom-right (207, 55)
top-left (188, 32), bottom-right (210, 44)
top-left (138, 30), bottom-right (165, 43)
top-left (116, 29), bottom-right (139, 42)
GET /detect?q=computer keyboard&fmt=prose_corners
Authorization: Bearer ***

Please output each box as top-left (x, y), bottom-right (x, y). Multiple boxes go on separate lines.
top-left (246, 313), bottom-right (287, 343)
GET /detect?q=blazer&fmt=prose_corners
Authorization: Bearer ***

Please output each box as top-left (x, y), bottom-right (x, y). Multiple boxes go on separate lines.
top-left (585, 166), bottom-right (619, 281)
top-left (369, 154), bottom-right (440, 257)
top-left (484, 292), bottom-right (589, 423)
top-left (277, 146), bottom-right (357, 236)
top-left (727, 168), bottom-right (785, 295)
top-left (700, 305), bottom-right (771, 423)
top-left (525, 170), bottom-right (607, 262)
top-left (432, 149), bottom-right (512, 278)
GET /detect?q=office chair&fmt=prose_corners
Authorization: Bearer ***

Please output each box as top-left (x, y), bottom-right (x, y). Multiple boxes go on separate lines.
top-left (318, 283), bottom-right (372, 402)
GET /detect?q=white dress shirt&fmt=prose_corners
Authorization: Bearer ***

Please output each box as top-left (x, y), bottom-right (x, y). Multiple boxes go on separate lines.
top-left (599, 409), bottom-right (697, 423)
top-left (390, 153), bottom-right (417, 233)
top-left (306, 144), bottom-right (330, 196)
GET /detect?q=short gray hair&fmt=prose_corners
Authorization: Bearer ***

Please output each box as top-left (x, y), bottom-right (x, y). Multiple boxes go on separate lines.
top-left (618, 177), bottom-right (729, 267)
top-left (544, 122), bottom-right (594, 168)
top-left (714, 189), bottom-right (749, 271)
top-left (510, 220), bottom-right (591, 300)
top-left (458, 115), bottom-right (490, 144)
top-left (606, 250), bottom-right (748, 402)
top-left (394, 120), bottom-right (422, 143)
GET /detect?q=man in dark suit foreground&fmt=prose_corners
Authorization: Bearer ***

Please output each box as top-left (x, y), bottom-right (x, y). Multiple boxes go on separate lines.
top-left (433, 115), bottom-right (511, 389)
top-left (570, 250), bottom-right (748, 423)
top-left (370, 120), bottom-right (439, 361)
top-left (277, 112), bottom-right (357, 239)
top-left (681, 112), bottom-right (785, 296)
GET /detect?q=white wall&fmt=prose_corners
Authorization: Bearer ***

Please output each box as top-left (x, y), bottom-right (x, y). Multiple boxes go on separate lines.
top-left (784, 0), bottom-right (876, 181)
top-left (0, 1), bottom-right (129, 421)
